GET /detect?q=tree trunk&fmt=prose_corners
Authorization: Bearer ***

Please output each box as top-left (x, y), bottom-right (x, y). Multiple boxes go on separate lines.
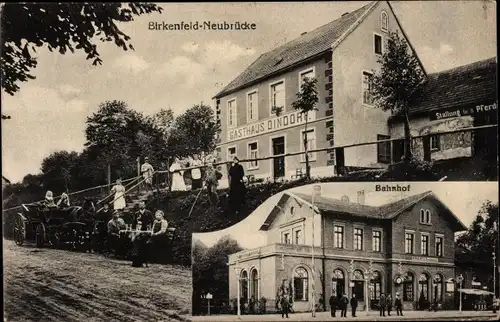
top-left (403, 108), bottom-right (413, 161)
top-left (304, 112), bottom-right (311, 180)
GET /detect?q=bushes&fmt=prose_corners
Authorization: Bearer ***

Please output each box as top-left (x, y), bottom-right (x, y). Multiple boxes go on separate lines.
top-left (379, 158), bottom-right (439, 181)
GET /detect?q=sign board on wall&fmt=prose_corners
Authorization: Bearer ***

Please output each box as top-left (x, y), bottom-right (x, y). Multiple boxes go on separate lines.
top-left (429, 102), bottom-right (497, 121)
top-left (226, 110), bottom-right (315, 142)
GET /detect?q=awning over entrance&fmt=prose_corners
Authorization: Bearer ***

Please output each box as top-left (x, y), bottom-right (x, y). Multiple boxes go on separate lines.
top-left (459, 288), bottom-right (494, 296)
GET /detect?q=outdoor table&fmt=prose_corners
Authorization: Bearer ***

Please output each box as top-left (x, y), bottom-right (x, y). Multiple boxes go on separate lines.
top-left (119, 229), bottom-right (153, 240)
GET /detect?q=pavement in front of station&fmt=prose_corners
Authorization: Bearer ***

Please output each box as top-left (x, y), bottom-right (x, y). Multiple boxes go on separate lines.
top-left (191, 310), bottom-right (499, 321)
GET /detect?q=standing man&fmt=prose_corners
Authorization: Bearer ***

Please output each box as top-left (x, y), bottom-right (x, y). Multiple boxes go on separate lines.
top-left (204, 160), bottom-right (222, 207)
top-left (133, 201), bottom-right (153, 231)
top-left (190, 154), bottom-right (203, 190)
top-left (386, 293), bottom-right (393, 316)
top-left (228, 156), bottom-right (246, 214)
top-left (340, 293), bottom-right (349, 317)
top-left (329, 293), bottom-right (338, 317)
top-left (281, 294), bottom-right (290, 319)
top-left (379, 293), bottom-right (386, 317)
top-left (141, 157), bottom-right (155, 192)
top-left (350, 294), bottom-right (358, 317)
top-left (394, 293), bottom-right (403, 316)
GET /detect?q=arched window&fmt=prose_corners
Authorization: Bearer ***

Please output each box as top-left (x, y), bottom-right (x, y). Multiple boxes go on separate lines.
top-left (352, 269), bottom-right (365, 301)
top-left (250, 269), bottom-right (259, 300)
top-left (240, 270), bottom-right (249, 303)
top-left (370, 271), bottom-right (381, 300)
top-left (332, 269), bottom-right (346, 298)
top-left (433, 274), bottom-right (444, 302)
top-left (419, 273), bottom-right (430, 300)
top-left (380, 10), bottom-right (389, 32)
top-left (403, 272), bottom-right (414, 301)
top-left (293, 267), bottom-right (309, 301)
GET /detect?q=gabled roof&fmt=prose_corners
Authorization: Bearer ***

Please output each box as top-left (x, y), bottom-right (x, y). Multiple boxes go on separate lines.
top-left (215, 1), bottom-right (378, 98)
top-left (259, 190), bottom-right (467, 231)
top-left (392, 57), bottom-right (497, 120)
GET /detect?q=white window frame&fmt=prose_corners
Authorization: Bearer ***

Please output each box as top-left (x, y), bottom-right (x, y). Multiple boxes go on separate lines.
top-left (269, 133), bottom-right (287, 178)
top-left (435, 233), bottom-right (444, 257)
top-left (333, 223), bottom-right (346, 249)
top-left (292, 226), bottom-right (303, 245)
top-left (298, 67), bottom-right (316, 89)
top-left (227, 146), bottom-right (237, 162)
top-left (300, 127), bottom-right (316, 162)
top-left (380, 10), bottom-right (389, 33)
top-left (281, 230), bottom-right (292, 244)
top-left (247, 141), bottom-right (259, 170)
top-left (420, 232), bottom-right (430, 256)
top-left (361, 70), bottom-right (374, 107)
top-left (372, 228), bottom-right (383, 252)
top-left (246, 89), bottom-right (259, 123)
top-left (353, 226), bottom-right (364, 251)
top-left (420, 208), bottom-right (431, 224)
top-left (227, 98), bottom-right (237, 129)
top-left (373, 32), bottom-right (383, 56)
top-left (269, 79), bottom-right (286, 115)
top-left (405, 230), bottom-right (415, 254)
top-left (430, 135), bottom-right (441, 151)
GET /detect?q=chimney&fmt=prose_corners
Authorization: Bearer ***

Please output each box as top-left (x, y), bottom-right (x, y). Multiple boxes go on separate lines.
top-left (341, 195), bottom-right (350, 203)
top-left (301, 32), bottom-right (307, 36)
top-left (342, 12), bottom-right (350, 17)
top-left (357, 190), bottom-right (365, 205)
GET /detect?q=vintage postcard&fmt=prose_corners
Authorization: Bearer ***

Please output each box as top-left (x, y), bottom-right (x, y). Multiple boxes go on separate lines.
top-left (1, 1), bottom-right (498, 322)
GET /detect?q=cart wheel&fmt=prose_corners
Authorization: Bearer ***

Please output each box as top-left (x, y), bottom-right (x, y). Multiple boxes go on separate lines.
top-left (35, 223), bottom-right (46, 248)
top-left (13, 214), bottom-right (26, 246)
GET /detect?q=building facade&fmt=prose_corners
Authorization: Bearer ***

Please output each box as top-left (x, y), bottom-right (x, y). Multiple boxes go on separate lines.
top-left (213, 0), bottom-right (497, 183)
top-left (228, 190), bottom-right (467, 312)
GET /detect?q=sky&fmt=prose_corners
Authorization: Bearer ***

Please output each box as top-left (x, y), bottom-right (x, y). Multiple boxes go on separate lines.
top-left (193, 182), bottom-right (499, 249)
top-left (1, 1), bottom-right (497, 183)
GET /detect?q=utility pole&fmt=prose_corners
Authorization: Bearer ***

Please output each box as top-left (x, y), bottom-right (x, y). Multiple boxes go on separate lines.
top-left (310, 185), bottom-right (321, 318)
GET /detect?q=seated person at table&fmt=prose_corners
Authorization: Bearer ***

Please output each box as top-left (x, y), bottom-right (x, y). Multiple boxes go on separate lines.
top-left (107, 211), bottom-right (127, 256)
top-left (96, 203), bottom-right (113, 222)
top-left (133, 201), bottom-right (153, 231)
top-left (130, 232), bottom-right (150, 268)
top-left (152, 210), bottom-right (169, 236)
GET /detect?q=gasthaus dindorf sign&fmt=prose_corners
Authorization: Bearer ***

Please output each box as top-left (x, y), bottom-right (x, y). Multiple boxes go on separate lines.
top-left (227, 110), bottom-right (315, 142)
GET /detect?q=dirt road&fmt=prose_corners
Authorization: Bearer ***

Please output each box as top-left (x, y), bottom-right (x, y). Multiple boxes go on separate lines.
top-left (3, 240), bottom-right (191, 322)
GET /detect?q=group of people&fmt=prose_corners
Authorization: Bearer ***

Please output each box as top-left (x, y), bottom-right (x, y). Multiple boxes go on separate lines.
top-left (329, 293), bottom-right (403, 318)
top-left (42, 190), bottom-right (71, 208)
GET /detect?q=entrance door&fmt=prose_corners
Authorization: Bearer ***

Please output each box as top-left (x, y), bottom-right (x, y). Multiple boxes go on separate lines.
top-left (392, 139), bottom-right (405, 162)
top-left (272, 137), bottom-right (285, 179)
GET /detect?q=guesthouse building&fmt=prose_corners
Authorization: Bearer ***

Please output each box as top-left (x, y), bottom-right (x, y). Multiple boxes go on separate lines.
top-left (227, 190), bottom-right (467, 312)
top-left (213, 0), bottom-right (497, 182)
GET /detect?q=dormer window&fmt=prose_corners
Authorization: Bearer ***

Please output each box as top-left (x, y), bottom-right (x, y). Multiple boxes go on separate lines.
top-left (380, 10), bottom-right (389, 32)
top-left (420, 209), bottom-right (431, 224)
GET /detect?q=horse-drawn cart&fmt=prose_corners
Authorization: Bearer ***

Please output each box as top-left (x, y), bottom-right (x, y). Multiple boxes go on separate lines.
top-left (13, 200), bottom-right (96, 250)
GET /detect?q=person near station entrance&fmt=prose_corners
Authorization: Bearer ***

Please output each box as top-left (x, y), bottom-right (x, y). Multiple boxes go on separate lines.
top-left (350, 294), bottom-right (358, 317)
top-left (340, 293), bottom-right (349, 317)
top-left (280, 294), bottom-right (290, 318)
top-left (141, 156), bottom-right (155, 191)
top-left (386, 293), bottom-right (393, 316)
top-left (133, 201), bottom-right (153, 231)
top-left (107, 210), bottom-right (127, 256)
top-left (379, 293), bottom-right (387, 317)
top-left (395, 292), bottom-right (403, 316)
top-left (329, 293), bottom-right (338, 317)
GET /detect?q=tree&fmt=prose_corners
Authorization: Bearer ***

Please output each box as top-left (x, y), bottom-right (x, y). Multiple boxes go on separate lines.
top-left (455, 201), bottom-right (499, 294)
top-left (371, 31), bottom-right (426, 161)
top-left (1, 3), bottom-right (163, 96)
top-left (40, 150), bottom-right (80, 193)
top-left (170, 104), bottom-right (219, 158)
top-left (292, 77), bottom-right (319, 180)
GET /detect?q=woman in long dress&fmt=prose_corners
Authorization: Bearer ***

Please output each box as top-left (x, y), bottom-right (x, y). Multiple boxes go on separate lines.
top-left (111, 179), bottom-right (126, 210)
top-left (169, 158), bottom-right (186, 191)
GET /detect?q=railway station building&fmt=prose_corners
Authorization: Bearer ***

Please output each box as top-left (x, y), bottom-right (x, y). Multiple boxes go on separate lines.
top-left (227, 190), bottom-right (467, 311)
top-left (213, 0), bottom-right (497, 182)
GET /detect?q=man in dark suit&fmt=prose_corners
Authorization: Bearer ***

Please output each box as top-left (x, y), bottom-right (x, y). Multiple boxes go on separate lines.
top-left (133, 201), bottom-right (153, 230)
top-left (329, 294), bottom-right (338, 317)
top-left (350, 294), bottom-right (358, 317)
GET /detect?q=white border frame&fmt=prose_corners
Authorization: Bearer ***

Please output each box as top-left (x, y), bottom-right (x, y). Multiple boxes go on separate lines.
top-left (269, 132), bottom-right (288, 179)
top-left (227, 97), bottom-right (237, 129)
top-left (269, 78), bottom-right (286, 115)
top-left (361, 69), bottom-right (375, 107)
top-left (380, 10), bottom-right (389, 33)
top-left (300, 126), bottom-right (317, 162)
top-left (246, 140), bottom-right (260, 171)
top-left (246, 89), bottom-right (259, 123)
top-left (373, 31), bottom-right (384, 56)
